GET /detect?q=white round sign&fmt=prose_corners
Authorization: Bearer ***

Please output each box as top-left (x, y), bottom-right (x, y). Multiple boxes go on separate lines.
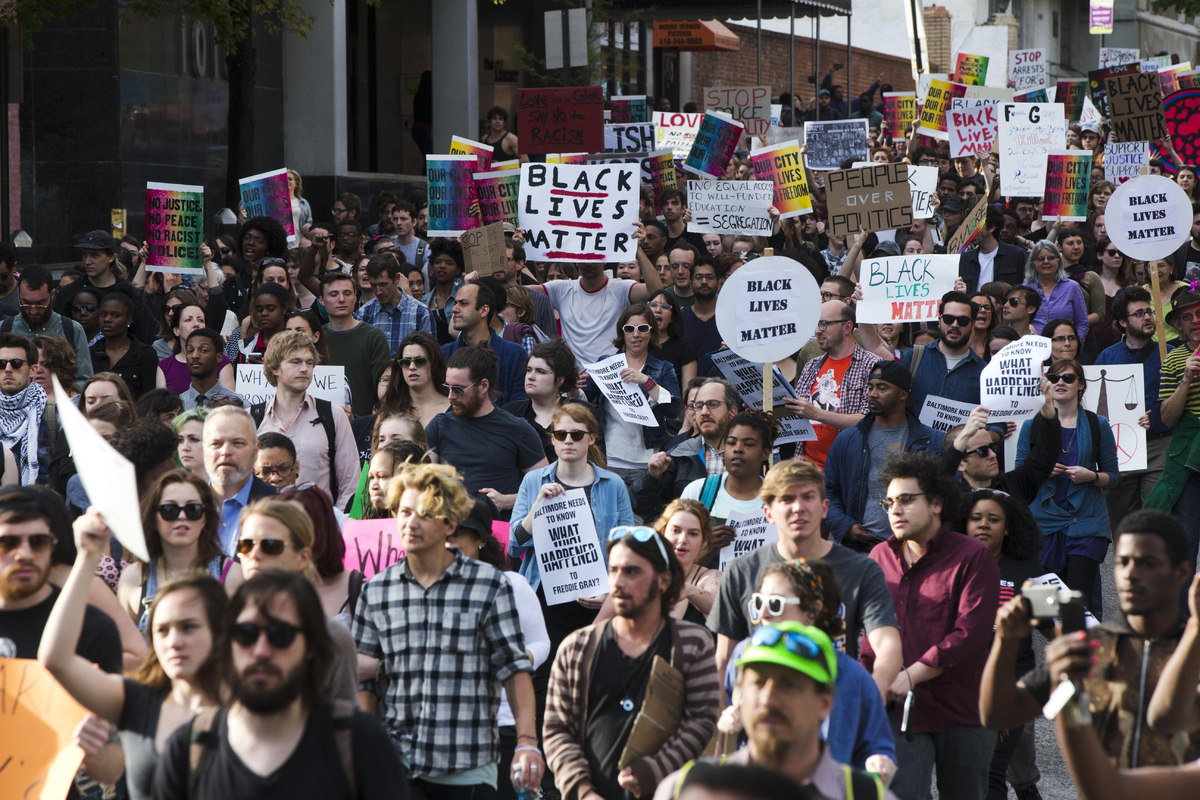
top-left (714, 256), bottom-right (821, 363)
top-left (1105, 174), bottom-right (1192, 261)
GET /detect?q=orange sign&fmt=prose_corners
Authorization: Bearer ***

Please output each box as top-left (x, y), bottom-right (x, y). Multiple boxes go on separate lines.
top-left (653, 21), bottom-right (740, 52)
top-left (0, 659), bottom-right (89, 800)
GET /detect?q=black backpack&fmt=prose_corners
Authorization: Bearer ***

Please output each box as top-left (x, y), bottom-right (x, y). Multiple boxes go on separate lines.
top-left (249, 397), bottom-right (339, 502)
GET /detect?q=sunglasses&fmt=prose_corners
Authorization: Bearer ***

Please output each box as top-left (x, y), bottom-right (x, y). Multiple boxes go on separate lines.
top-left (0, 532), bottom-right (57, 555)
top-left (230, 620), bottom-right (300, 649)
top-left (750, 593), bottom-right (803, 617)
top-left (0, 358), bottom-right (27, 371)
top-left (398, 357), bottom-right (429, 368)
top-left (1045, 372), bottom-right (1079, 385)
top-left (748, 626), bottom-right (823, 660)
top-left (443, 381), bottom-right (479, 397)
top-left (623, 324), bottom-right (651, 334)
top-left (236, 538), bottom-right (293, 556)
top-left (551, 430), bottom-right (588, 442)
top-left (967, 445), bottom-right (997, 459)
top-left (72, 303), bottom-right (98, 313)
top-left (880, 492), bottom-right (927, 511)
top-left (1004, 297), bottom-right (1023, 307)
top-left (608, 526), bottom-right (670, 566)
top-left (941, 314), bottom-right (972, 328)
top-left (157, 502), bottom-right (205, 521)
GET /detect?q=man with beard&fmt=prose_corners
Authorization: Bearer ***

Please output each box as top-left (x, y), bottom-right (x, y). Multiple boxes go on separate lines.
top-left (442, 282), bottom-right (529, 405)
top-left (353, 462), bottom-right (542, 799)
top-left (333, 218), bottom-right (367, 270)
top-left (0, 332), bottom-right (55, 485)
top-left (6, 265), bottom-right (93, 385)
top-left (180, 328), bottom-right (242, 409)
top-left (545, 526), bottom-right (718, 800)
top-left (681, 260), bottom-right (723, 376)
top-left (155, 570), bottom-right (407, 800)
top-left (424, 347), bottom-right (546, 518)
top-left (654, 623), bottom-right (896, 800)
top-left (641, 220), bottom-right (668, 265)
top-left (202, 406), bottom-right (276, 554)
top-left (958, 207), bottom-right (1028, 293)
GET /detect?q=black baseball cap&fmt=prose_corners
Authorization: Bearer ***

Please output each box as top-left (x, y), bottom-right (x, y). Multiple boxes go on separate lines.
top-left (75, 231), bottom-right (117, 251)
top-left (869, 360), bottom-right (913, 393)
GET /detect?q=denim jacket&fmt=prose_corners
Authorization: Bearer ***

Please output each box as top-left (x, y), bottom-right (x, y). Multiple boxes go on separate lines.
top-left (583, 353), bottom-right (680, 451)
top-left (900, 342), bottom-right (1004, 438)
top-left (509, 461), bottom-right (635, 592)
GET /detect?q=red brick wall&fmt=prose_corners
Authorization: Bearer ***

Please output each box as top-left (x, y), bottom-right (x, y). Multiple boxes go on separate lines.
top-left (689, 23), bottom-right (916, 108)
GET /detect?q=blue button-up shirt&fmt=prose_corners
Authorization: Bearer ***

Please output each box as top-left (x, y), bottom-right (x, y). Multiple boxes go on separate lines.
top-left (217, 477), bottom-right (255, 555)
top-left (1095, 336), bottom-right (1173, 435)
top-left (354, 291), bottom-right (436, 355)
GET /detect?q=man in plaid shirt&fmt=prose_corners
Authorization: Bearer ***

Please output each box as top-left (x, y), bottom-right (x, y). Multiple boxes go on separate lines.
top-left (353, 253), bottom-right (436, 354)
top-left (353, 462), bottom-right (543, 799)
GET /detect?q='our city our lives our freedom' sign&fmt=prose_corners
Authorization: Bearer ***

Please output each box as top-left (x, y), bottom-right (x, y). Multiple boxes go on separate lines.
top-left (825, 163), bottom-right (913, 237)
top-left (687, 180), bottom-right (774, 236)
top-left (517, 86), bottom-right (605, 154)
top-left (703, 85), bottom-right (772, 137)
top-left (145, 182), bottom-right (205, 274)
top-left (1042, 151), bottom-right (1093, 221)
top-left (857, 254), bottom-right (960, 323)
top-left (518, 163), bottom-right (638, 262)
top-left (719, 509), bottom-right (779, 570)
top-left (239, 168), bottom-right (295, 244)
top-left (426, 155), bottom-right (479, 237)
top-left (474, 169), bottom-right (521, 227)
top-left (750, 140), bottom-right (812, 218)
top-left (981, 337), bottom-right (1053, 422)
top-left (532, 488), bottom-right (608, 605)
top-left (998, 102), bottom-right (1065, 195)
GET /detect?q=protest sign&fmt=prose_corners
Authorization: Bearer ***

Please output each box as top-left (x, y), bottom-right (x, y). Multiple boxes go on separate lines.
top-left (1082, 364), bottom-right (1147, 471)
top-left (1143, 55), bottom-right (1172, 70)
top-left (1089, 65), bottom-right (1139, 118)
top-left (145, 182), bottom-right (204, 274)
top-left (907, 165), bottom-right (938, 219)
top-left (449, 135), bottom-right (494, 171)
top-left (517, 86), bottom-right (604, 154)
top-left (604, 122), bottom-right (656, 153)
top-left (519, 163), bottom-right (638, 262)
top-left (965, 85), bottom-right (1015, 102)
top-left (708, 348), bottom-right (817, 444)
top-left (653, 111), bottom-right (704, 160)
top-left (980, 337), bottom-right (1053, 422)
top-left (342, 518), bottom-right (403, 578)
top-left (719, 508), bottom-right (779, 570)
top-left (1056, 79), bottom-right (1088, 121)
top-left (919, 395), bottom-right (976, 433)
top-left (239, 167), bottom-right (295, 245)
top-left (463, 221), bottom-right (508, 277)
top-left (703, 85), bottom-right (772, 137)
top-left (1180, 71), bottom-right (1200, 90)
top-left (1028, 573), bottom-right (1102, 629)
top-left (998, 102), bottom-right (1066, 195)
top-left (1042, 150), bottom-right (1093, 221)
top-left (618, 656), bottom-right (686, 769)
top-left (954, 53), bottom-right (989, 86)
top-left (644, 150), bottom-right (678, 216)
top-left (918, 72), bottom-right (949, 101)
top-left (750, 140), bottom-right (812, 218)
top-left (611, 95), bottom-right (648, 123)
top-left (0, 659), bottom-right (90, 800)
top-left (764, 125), bottom-right (805, 146)
top-left (857, 254), bottom-right (960, 323)
top-left (1105, 141), bottom-right (1149, 185)
top-left (713, 256), bottom-right (821, 364)
top-left (1106, 71), bottom-right (1167, 143)
top-left (583, 353), bottom-right (659, 426)
top-left (532, 488), bottom-right (608, 605)
top-left (236, 364), bottom-right (346, 406)
top-left (882, 92), bottom-right (917, 134)
top-left (1099, 48), bottom-right (1139, 68)
top-left (1080, 95), bottom-right (1103, 126)
top-left (1009, 49), bottom-right (1047, 91)
top-left (683, 112), bottom-right (744, 178)
top-left (493, 159), bottom-right (520, 171)
top-left (1105, 174), bottom-right (1193, 260)
top-left (803, 119), bottom-right (869, 171)
top-left (473, 169), bottom-right (521, 227)
top-left (947, 195), bottom-right (991, 255)
top-left (52, 376), bottom-right (149, 562)
top-left (1013, 87), bottom-right (1049, 103)
top-left (546, 153), bottom-right (589, 164)
top-left (825, 163), bottom-right (913, 238)
top-left (918, 79), bottom-right (968, 139)
top-left (688, 180), bottom-right (774, 236)
top-left (1161, 64), bottom-right (1194, 94)
top-left (426, 155), bottom-right (479, 237)
top-left (949, 98), bottom-right (999, 158)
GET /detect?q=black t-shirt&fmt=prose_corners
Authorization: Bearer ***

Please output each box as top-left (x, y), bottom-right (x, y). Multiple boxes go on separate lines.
top-left (0, 586), bottom-right (122, 673)
top-left (651, 337), bottom-right (699, 393)
top-left (154, 701), bottom-right (409, 800)
top-left (584, 622), bottom-right (672, 800)
top-left (682, 309), bottom-right (722, 377)
top-left (664, 230), bottom-right (709, 259)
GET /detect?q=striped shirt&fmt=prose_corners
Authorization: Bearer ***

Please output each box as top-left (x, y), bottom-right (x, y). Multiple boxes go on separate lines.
top-left (1159, 343), bottom-right (1200, 416)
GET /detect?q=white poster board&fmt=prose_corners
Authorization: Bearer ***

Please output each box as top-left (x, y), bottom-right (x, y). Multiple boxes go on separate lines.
top-left (1099, 48), bottom-right (1140, 69)
top-left (583, 353), bottom-right (659, 427)
top-left (999, 102), bottom-right (1066, 196)
top-left (237, 365), bottom-right (346, 407)
top-left (1081, 364), bottom-right (1147, 472)
top-left (703, 85), bottom-right (772, 137)
top-left (1009, 49), bottom-right (1048, 91)
top-left (518, 162), bottom-right (640, 263)
top-left (708, 348), bottom-right (817, 445)
top-left (1106, 175), bottom-right (1193, 261)
top-left (719, 509), bottom-right (779, 570)
top-left (1104, 141), bottom-right (1149, 185)
top-left (919, 395), bottom-right (977, 433)
top-left (1029, 573), bottom-right (1101, 629)
top-left (980, 337), bottom-right (1052, 423)
top-left (653, 111), bottom-right (704, 160)
top-left (714, 257), bottom-right (821, 363)
top-left (907, 165), bottom-right (938, 220)
top-left (531, 488), bottom-right (608, 605)
top-left (857, 254), bottom-right (960, 324)
top-left (604, 122), bottom-right (657, 153)
top-left (687, 180), bottom-right (775, 236)
top-left (949, 98), bottom-right (999, 159)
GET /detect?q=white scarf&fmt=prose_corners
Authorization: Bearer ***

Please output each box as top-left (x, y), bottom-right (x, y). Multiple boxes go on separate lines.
top-left (0, 382), bottom-right (46, 485)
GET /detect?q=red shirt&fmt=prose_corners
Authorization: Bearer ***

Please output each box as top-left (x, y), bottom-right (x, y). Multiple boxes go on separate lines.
top-left (861, 525), bottom-right (1000, 734)
top-left (803, 352), bottom-right (852, 469)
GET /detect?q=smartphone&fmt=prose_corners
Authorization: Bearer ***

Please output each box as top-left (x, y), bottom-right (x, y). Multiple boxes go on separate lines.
top-left (1022, 585), bottom-right (1087, 634)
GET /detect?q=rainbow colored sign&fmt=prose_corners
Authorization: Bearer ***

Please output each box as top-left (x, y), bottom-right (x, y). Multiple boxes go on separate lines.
top-left (683, 111), bottom-right (744, 178)
top-left (917, 79), bottom-right (968, 140)
top-left (473, 169), bottom-right (521, 227)
top-left (1056, 79), bottom-right (1088, 121)
top-left (643, 149), bottom-right (678, 218)
top-left (426, 155), bottom-right (479, 237)
top-left (546, 153), bottom-right (590, 164)
top-left (611, 95), bottom-right (648, 123)
top-left (493, 159), bottom-right (521, 171)
top-left (882, 92), bottom-right (917, 135)
top-left (1043, 150), bottom-right (1092, 222)
top-left (954, 54), bottom-right (989, 86)
top-left (238, 168), bottom-right (295, 244)
top-left (145, 182), bottom-right (205, 274)
top-left (750, 140), bottom-right (812, 218)
top-left (449, 136), bottom-right (494, 171)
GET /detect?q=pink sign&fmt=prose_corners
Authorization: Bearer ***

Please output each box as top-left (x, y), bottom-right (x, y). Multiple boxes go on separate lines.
top-left (342, 518), bottom-right (512, 579)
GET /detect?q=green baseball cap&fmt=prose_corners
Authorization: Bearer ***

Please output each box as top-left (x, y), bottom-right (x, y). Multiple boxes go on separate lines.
top-left (736, 622), bottom-right (838, 686)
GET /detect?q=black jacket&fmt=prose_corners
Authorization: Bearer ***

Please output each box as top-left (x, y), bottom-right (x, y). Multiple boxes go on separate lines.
top-left (958, 241), bottom-right (1028, 293)
top-left (629, 433), bottom-right (709, 521)
top-left (939, 410), bottom-right (1062, 505)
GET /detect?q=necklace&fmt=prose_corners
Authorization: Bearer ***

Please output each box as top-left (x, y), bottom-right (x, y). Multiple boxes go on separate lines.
top-left (1061, 427), bottom-right (1077, 454)
top-left (615, 618), bottom-right (665, 713)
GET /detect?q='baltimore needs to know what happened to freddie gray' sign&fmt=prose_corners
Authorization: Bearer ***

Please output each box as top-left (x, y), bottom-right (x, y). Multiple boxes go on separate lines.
top-left (532, 488), bottom-right (608, 605)
top-left (582, 353), bottom-right (659, 426)
top-left (981, 337), bottom-right (1053, 422)
top-left (519, 163), bottom-right (638, 262)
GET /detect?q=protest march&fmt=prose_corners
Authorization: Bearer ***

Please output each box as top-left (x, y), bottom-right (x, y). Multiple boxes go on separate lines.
top-left (9, 6), bottom-right (1200, 800)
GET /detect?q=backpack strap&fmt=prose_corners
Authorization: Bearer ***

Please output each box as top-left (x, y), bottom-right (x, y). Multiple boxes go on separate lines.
top-left (843, 764), bottom-right (886, 800)
top-left (909, 342), bottom-right (926, 378)
top-left (249, 401), bottom-right (266, 428)
top-left (1085, 408), bottom-right (1103, 470)
top-left (330, 699), bottom-right (357, 798)
top-left (699, 474), bottom-right (721, 512)
top-left (0, 316), bottom-right (10, 333)
top-left (346, 569), bottom-right (364, 617)
top-left (187, 708), bottom-right (220, 800)
top-left (314, 398), bottom-right (339, 504)
top-left (44, 397), bottom-right (57, 455)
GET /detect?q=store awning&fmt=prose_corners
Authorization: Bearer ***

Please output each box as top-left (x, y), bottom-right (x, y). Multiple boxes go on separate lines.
top-left (624, 0), bottom-right (850, 22)
top-left (653, 20), bottom-right (741, 51)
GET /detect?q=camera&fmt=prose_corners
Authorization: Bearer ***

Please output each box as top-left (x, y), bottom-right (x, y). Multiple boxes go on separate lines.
top-left (1021, 585), bottom-right (1087, 634)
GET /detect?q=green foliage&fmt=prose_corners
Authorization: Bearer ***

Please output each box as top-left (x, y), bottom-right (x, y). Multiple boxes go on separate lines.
top-left (1149, 1), bottom-right (1200, 16)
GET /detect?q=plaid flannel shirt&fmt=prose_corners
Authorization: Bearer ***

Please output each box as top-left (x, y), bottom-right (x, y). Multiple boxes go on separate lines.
top-left (352, 551), bottom-right (532, 777)
top-left (353, 291), bottom-right (436, 355)
top-left (794, 344), bottom-right (882, 432)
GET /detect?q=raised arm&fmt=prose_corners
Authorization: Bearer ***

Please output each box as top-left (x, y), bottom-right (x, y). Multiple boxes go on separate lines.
top-left (1148, 574), bottom-right (1200, 735)
top-left (630, 221), bottom-right (665, 302)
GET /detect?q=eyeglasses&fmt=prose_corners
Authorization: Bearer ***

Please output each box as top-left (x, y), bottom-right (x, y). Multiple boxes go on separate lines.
top-left (608, 526), bottom-right (670, 566)
top-left (1126, 308), bottom-right (1154, 320)
top-left (816, 319), bottom-right (847, 332)
top-left (230, 620), bottom-right (301, 649)
top-left (647, 302), bottom-right (671, 311)
top-left (748, 625), bottom-right (823, 660)
top-left (967, 445), bottom-right (997, 459)
top-left (72, 303), bottom-right (98, 313)
top-left (693, 274), bottom-right (718, 283)
top-left (1005, 297), bottom-right (1024, 307)
top-left (551, 429), bottom-right (588, 442)
top-left (880, 492), bottom-right (927, 511)
top-left (941, 314), bottom-right (972, 328)
top-left (157, 502), bottom-right (205, 521)
top-left (1045, 372), bottom-right (1079, 385)
top-left (1179, 312), bottom-right (1199, 326)
top-left (0, 532), bottom-right (57, 555)
top-left (1050, 335), bottom-right (1079, 344)
top-left (623, 324), bottom-right (652, 334)
top-left (398, 357), bottom-right (429, 368)
top-left (19, 301), bottom-right (50, 310)
top-left (236, 538), bottom-right (294, 556)
top-left (820, 291), bottom-right (849, 302)
top-left (443, 381), bottom-right (479, 397)
top-left (750, 593), bottom-right (803, 618)
top-left (0, 358), bottom-right (27, 370)
top-left (256, 464), bottom-right (296, 478)
top-left (687, 400), bottom-right (726, 412)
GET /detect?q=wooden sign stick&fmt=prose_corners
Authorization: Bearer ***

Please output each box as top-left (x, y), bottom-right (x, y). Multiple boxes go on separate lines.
top-left (763, 247), bottom-right (774, 413)
top-left (1150, 263), bottom-right (1169, 364)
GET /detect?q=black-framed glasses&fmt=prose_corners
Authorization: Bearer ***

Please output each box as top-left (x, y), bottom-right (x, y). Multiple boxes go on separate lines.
top-left (551, 430), bottom-right (588, 442)
top-left (0, 358), bottom-right (27, 370)
top-left (0, 532), bottom-right (57, 554)
top-left (1051, 335), bottom-right (1079, 344)
top-left (623, 323), bottom-right (651, 334)
top-left (398, 357), bottom-right (429, 368)
top-left (236, 538), bottom-right (293, 556)
top-left (687, 400), bottom-right (726, 412)
top-left (941, 314), bottom-right (972, 328)
top-left (820, 291), bottom-right (849, 302)
top-left (1045, 372), bottom-right (1079, 385)
top-left (881, 492), bottom-right (927, 511)
top-left (256, 464), bottom-right (296, 479)
top-left (443, 381), bottom-right (478, 397)
top-left (1126, 309), bottom-right (1154, 320)
top-left (157, 502), bottom-right (205, 521)
top-left (816, 319), bottom-right (847, 332)
top-left (72, 303), bottom-right (98, 313)
top-left (230, 620), bottom-right (300, 649)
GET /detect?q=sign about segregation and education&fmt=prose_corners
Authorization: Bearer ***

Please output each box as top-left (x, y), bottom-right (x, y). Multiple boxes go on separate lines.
top-left (532, 488), bottom-right (608, 605)
top-left (708, 347), bottom-right (817, 445)
top-left (518, 162), bottom-right (639, 263)
top-left (145, 182), bottom-right (205, 274)
top-left (803, 119), bottom-right (869, 170)
top-left (703, 85), bottom-right (772, 137)
top-left (857, 254), bottom-right (960, 323)
top-left (719, 509), bottom-right (779, 570)
top-left (750, 140), bottom-right (812, 218)
top-left (517, 86), bottom-right (605, 154)
top-left (713, 256), bottom-right (821, 364)
top-left (882, 92), bottom-right (918, 134)
top-left (980, 336), bottom-right (1053, 422)
top-left (1105, 174), bottom-right (1194, 260)
top-left (687, 180), bottom-right (775, 236)
top-left (825, 163), bottom-right (913, 238)
top-left (998, 102), bottom-right (1066, 195)
top-left (583, 352), bottom-right (659, 426)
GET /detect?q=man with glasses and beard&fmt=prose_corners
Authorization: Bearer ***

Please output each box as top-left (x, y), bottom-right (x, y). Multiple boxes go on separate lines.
top-left (154, 570), bottom-right (407, 800)
top-left (425, 347), bottom-right (546, 519)
top-left (7, 265), bottom-right (93, 385)
top-left (545, 526), bottom-right (718, 800)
